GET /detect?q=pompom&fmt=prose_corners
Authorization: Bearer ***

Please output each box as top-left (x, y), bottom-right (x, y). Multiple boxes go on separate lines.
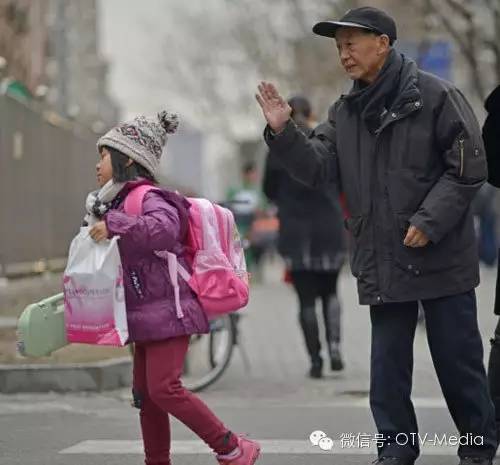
top-left (157, 110), bottom-right (179, 134)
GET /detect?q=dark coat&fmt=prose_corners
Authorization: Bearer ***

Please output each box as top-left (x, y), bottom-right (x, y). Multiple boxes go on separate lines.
top-left (483, 85), bottom-right (500, 315)
top-left (263, 124), bottom-right (346, 271)
top-left (265, 52), bottom-right (487, 306)
top-left (484, 85), bottom-right (500, 188)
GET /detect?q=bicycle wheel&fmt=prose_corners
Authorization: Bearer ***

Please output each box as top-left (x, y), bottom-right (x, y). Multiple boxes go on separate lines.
top-left (182, 315), bottom-right (234, 392)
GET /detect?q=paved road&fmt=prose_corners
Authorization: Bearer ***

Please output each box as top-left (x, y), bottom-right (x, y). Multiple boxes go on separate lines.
top-left (0, 262), bottom-right (499, 464)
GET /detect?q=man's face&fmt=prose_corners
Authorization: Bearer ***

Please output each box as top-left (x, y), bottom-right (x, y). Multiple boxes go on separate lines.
top-left (335, 27), bottom-right (389, 83)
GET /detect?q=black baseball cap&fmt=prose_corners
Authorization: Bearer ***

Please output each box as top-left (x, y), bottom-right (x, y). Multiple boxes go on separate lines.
top-left (313, 7), bottom-right (397, 44)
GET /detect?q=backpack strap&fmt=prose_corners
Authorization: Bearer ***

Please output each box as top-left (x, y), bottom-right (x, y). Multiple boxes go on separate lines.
top-left (124, 184), bottom-right (158, 216)
top-left (124, 184), bottom-right (191, 319)
top-left (166, 252), bottom-right (184, 319)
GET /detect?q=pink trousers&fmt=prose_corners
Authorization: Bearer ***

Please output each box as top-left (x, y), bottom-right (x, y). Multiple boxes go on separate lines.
top-left (133, 335), bottom-right (238, 465)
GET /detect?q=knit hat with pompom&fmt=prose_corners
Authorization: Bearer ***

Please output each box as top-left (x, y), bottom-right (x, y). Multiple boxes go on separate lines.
top-left (97, 110), bottom-right (179, 179)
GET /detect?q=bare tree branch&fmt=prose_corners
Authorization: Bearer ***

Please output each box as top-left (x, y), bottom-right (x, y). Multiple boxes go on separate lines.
top-left (149, 0), bottom-right (353, 141)
top-left (423, 0), bottom-right (487, 101)
top-left (443, 0), bottom-right (472, 20)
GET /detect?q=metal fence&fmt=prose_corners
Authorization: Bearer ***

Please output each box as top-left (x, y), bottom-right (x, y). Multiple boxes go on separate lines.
top-left (0, 95), bottom-right (98, 277)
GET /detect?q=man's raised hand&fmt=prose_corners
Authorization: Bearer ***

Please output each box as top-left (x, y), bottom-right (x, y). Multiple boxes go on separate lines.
top-left (255, 81), bottom-right (292, 133)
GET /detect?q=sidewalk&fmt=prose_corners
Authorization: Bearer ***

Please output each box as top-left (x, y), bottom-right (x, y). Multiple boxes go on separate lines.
top-left (1, 260), bottom-right (498, 397)
top-left (201, 259), bottom-right (499, 401)
top-left (0, 317), bottom-right (17, 328)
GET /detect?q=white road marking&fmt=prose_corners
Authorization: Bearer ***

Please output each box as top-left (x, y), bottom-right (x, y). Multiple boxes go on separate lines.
top-left (0, 396), bottom-right (447, 415)
top-left (249, 397), bottom-right (447, 409)
top-left (0, 402), bottom-right (76, 414)
top-left (60, 439), bottom-right (460, 455)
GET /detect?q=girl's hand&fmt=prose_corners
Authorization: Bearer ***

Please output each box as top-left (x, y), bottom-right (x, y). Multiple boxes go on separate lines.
top-left (89, 221), bottom-right (109, 242)
top-left (255, 81), bottom-right (292, 133)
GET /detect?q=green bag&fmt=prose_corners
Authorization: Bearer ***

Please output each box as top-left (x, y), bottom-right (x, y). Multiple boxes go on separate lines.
top-left (16, 293), bottom-right (68, 357)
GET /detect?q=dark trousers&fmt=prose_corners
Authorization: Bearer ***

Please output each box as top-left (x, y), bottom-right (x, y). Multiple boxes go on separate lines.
top-left (370, 290), bottom-right (497, 461)
top-left (488, 317), bottom-right (500, 439)
top-left (290, 270), bottom-right (341, 365)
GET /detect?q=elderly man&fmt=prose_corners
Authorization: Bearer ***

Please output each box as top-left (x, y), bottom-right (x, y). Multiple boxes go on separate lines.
top-left (256, 6), bottom-right (497, 465)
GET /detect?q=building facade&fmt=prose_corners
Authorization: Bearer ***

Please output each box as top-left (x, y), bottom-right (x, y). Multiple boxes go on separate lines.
top-left (45, 0), bottom-right (119, 129)
top-left (0, 0), bottom-right (47, 93)
top-left (0, 0), bottom-right (119, 129)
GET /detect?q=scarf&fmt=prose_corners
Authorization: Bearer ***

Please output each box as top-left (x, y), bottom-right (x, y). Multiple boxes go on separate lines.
top-left (345, 48), bottom-right (404, 133)
top-left (83, 179), bottom-right (126, 226)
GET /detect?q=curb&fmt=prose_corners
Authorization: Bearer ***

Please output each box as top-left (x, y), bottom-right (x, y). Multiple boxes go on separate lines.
top-left (0, 357), bottom-right (132, 394)
top-left (0, 317), bottom-right (17, 328)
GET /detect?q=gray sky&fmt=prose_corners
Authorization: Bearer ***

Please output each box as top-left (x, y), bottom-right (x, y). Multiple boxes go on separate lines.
top-left (98, 0), bottom-right (266, 137)
top-left (97, 0), bottom-right (346, 137)
top-left (99, 0), bottom-right (173, 119)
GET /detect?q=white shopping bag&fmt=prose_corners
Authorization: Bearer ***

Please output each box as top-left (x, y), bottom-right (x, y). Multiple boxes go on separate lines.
top-left (63, 227), bottom-right (128, 346)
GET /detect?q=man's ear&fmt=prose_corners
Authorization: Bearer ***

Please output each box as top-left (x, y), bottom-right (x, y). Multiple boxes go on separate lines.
top-left (377, 35), bottom-right (390, 54)
top-left (125, 158), bottom-right (134, 167)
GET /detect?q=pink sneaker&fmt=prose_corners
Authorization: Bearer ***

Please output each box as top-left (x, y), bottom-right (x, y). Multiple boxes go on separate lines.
top-left (216, 435), bottom-right (261, 465)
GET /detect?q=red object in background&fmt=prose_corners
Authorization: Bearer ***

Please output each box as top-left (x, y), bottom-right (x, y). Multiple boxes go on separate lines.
top-left (339, 192), bottom-right (350, 219)
top-left (283, 268), bottom-right (293, 284)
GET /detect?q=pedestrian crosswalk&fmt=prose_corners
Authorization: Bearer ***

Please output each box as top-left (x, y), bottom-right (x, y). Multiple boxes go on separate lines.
top-left (53, 394), bottom-right (466, 459)
top-left (59, 439), bottom-right (463, 456)
top-left (3, 269), bottom-right (498, 465)
top-left (0, 396), bottom-right (448, 415)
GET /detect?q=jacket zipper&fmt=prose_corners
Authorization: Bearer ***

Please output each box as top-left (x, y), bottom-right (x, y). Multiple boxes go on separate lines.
top-left (372, 133), bottom-right (383, 303)
top-left (459, 137), bottom-right (465, 177)
top-left (377, 101), bottom-right (421, 135)
top-left (368, 101), bottom-right (422, 304)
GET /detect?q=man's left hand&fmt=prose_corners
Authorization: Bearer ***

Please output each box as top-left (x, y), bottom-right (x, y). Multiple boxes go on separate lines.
top-left (404, 225), bottom-right (429, 248)
top-left (89, 221), bottom-right (109, 242)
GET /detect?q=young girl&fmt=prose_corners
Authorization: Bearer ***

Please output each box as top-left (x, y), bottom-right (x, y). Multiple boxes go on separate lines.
top-left (86, 111), bottom-right (260, 465)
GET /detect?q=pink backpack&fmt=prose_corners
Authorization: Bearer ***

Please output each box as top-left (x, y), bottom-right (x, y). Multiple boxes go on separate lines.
top-left (124, 185), bottom-right (249, 320)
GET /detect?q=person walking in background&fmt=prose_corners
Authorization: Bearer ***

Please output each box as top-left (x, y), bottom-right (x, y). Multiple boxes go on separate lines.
top-left (472, 183), bottom-right (497, 267)
top-left (87, 111), bottom-right (260, 465)
top-left (226, 162), bottom-right (269, 280)
top-left (227, 162), bottom-right (263, 240)
top-left (484, 84), bottom-right (500, 442)
top-left (256, 6), bottom-right (497, 465)
top-left (473, 89), bottom-right (499, 268)
top-left (263, 95), bottom-right (346, 378)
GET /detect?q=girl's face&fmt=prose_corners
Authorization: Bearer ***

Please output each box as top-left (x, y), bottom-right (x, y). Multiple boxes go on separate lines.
top-left (96, 148), bottom-right (113, 187)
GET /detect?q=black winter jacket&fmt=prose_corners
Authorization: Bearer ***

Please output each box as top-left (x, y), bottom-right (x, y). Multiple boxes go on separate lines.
top-left (263, 124), bottom-right (346, 271)
top-left (265, 52), bottom-right (487, 305)
top-left (484, 85), bottom-right (500, 188)
top-left (483, 84), bottom-right (500, 315)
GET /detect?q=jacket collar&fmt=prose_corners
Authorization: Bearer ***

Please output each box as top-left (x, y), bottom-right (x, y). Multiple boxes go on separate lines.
top-left (375, 58), bottom-right (423, 135)
top-left (340, 51), bottom-right (423, 135)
